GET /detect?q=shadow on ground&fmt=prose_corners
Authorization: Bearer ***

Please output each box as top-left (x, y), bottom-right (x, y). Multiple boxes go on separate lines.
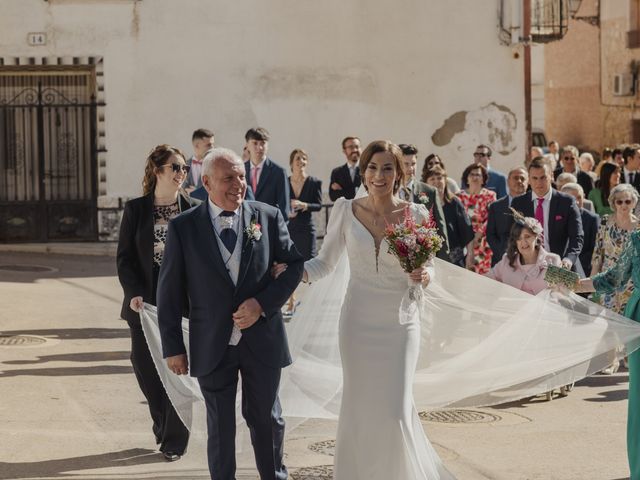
top-left (0, 328), bottom-right (129, 340)
top-left (0, 448), bottom-right (164, 479)
top-left (2, 351), bottom-right (130, 365)
top-left (0, 365), bottom-right (133, 378)
top-left (0, 252), bottom-right (116, 283)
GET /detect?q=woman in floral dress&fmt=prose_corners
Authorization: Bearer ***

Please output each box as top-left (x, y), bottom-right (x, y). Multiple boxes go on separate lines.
top-left (591, 184), bottom-right (640, 314)
top-left (457, 163), bottom-right (496, 274)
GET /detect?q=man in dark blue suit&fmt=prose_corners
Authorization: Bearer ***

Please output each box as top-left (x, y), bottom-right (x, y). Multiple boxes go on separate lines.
top-left (509, 157), bottom-right (584, 270)
top-left (486, 166), bottom-right (529, 266)
top-left (560, 182), bottom-right (600, 277)
top-left (157, 148), bottom-right (303, 480)
top-left (244, 127), bottom-right (290, 220)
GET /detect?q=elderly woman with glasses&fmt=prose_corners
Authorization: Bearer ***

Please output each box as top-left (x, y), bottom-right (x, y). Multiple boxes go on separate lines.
top-left (457, 163), bottom-right (496, 274)
top-left (591, 183), bottom-right (640, 316)
top-left (116, 145), bottom-right (200, 461)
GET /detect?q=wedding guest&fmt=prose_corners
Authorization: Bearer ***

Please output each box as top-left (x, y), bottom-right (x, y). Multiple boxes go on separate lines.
top-left (621, 145), bottom-right (640, 192)
top-left (560, 183), bottom-right (600, 278)
top-left (588, 162), bottom-right (620, 217)
top-left (116, 145), bottom-right (199, 462)
top-left (531, 146), bottom-right (544, 162)
top-left (286, 148), bottom-right (322, 314)
top-left (329, 136), bottom-right (362, 201)
top-left (557, 170), bottom-right (595, 212)
top-left (553, 145), bottom-right (594, 197)
top-left (613, 147), bottom-right (625, 168)
top-left (421, 153), bottom-right (460, 194)
top-left (602, 147), bottom-right (613, 163)
top-left (424, 166), bottom-right (474, 267)
top-left (244, 127), bottom-right (290, 219)
top-left (398, 144), bottom-right (449, 260)
top-left (577, 226), bottom-right (640, 479)
top-left (184, 128), bottom-right (214, 194)
top-left (461, 144), bottom-right (507, 199)
top-left (591, 184), bottom-right (639, 314)
top-left (579, 152), bottom-right (597, 182)
top-left (486, 213), bottom-right (561, 295)
top-left (457, 163), bottom-right (496, 274)
top-left (510, 157), bottom-right (583, 271)
top-left (486, 167), bottom-right (529, 266)
top-left (548, 140), bottom-right (560, 163)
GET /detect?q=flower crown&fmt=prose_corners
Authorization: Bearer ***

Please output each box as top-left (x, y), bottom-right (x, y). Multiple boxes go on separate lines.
top-left (509, 208), bottom-right (543, 237)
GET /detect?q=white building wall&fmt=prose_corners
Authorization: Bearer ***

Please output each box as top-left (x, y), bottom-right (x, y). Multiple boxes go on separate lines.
top-left (1, 0), bottom-right (525, 217)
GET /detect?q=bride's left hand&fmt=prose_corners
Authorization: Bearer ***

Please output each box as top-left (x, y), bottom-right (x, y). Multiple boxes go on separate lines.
top-left (409, 266), bottom-right (430, 287)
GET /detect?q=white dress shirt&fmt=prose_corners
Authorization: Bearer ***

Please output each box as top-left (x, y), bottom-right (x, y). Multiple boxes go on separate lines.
top-left (531, 189), bottom-right (553, 252)
top-left (208, 199), bottom-right (243, 345)
top-left (347, 162), bottom-right (357, 183)
top-left (250, 157), bottom-right (267, 187)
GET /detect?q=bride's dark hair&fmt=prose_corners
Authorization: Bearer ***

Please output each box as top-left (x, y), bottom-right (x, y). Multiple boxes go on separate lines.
top-left (359, 140), bottom-right (405, 194)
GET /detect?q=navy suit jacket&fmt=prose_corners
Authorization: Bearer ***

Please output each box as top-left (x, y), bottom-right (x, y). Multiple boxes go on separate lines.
top-left (486, 195), bottom-right (512, 266)
top-left (509, 189), bottom-right (584, 265)
top-left (579, 207), bottom-right (600, 277)
top-left (245, 158), bottom-right (290, 219)
top-left (157, 200), bottom-right (304, 377)
top-left (329, 163), bottom-right (361, 201)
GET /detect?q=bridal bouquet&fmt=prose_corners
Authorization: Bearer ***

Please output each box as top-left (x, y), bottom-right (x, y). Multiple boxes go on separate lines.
top-left (384, 206), bottom-right (443, 324)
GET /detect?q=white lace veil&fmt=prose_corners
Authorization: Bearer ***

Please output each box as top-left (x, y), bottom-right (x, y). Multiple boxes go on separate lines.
top-left (139, 183), bottom-right (640, 435)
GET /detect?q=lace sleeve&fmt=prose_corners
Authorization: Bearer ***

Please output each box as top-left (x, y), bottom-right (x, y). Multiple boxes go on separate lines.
top-left (304, 197), bottom-right (349, 282)
top-left (592, 232), bottom-right (637, 294)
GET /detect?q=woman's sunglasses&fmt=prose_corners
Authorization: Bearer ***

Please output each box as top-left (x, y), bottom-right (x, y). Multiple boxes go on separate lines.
top-left (161, 163), bottom-right (190, 174)
top-left (615, 199), bottom-right (633, 205)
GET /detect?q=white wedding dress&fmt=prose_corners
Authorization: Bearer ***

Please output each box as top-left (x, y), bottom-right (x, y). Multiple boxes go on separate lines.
top-left (304, 198), bottom-right (454, 479)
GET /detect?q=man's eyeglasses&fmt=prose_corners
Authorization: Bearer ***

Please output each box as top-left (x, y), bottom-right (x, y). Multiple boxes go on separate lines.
top-left (615, 199), bottom-right (633, 205)
top-left (563, 156), bottom-right (575, 161)
top-left (473, 152), bottom-right (488, 158)
top-left (161, 163), bottom-right (191, 174)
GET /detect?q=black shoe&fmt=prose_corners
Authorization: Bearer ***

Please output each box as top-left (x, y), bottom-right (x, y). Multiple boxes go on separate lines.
top-left (162, 451), bottom-right (181, 462)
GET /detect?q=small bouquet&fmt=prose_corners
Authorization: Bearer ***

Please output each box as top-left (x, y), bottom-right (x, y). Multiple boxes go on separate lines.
top-left (544, 265), bottom-right (579, 291)
top-left (384, 206), bottom-right (443, 324)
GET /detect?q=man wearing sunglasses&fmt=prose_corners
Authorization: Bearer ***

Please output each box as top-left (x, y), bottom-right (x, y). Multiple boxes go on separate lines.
top-left (553, 145), bottom-right (594, 197)
top-left (462, 144), bottom-right (507, 199)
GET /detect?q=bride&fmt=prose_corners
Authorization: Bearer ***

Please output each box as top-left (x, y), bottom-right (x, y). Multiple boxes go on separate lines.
top-left (300, 140), bottom-right (453, 479)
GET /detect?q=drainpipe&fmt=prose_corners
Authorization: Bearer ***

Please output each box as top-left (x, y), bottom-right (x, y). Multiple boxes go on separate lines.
top-left (523, 0), bottom-right (532, 155)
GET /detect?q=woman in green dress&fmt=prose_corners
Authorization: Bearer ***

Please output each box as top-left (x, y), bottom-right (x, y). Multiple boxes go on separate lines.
top-left (578, 230), bottom-right (640, 478)
top-left (588, 162), bottom-right (620, 217)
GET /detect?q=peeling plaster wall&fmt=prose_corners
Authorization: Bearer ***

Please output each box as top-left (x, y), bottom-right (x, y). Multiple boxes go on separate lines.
top-left (1, 0), bottom-right (525, 198)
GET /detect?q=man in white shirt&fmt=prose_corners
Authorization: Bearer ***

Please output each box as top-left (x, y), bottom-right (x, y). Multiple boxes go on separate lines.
top-left (622, 145), bottom-right (640, 192)
top-left (329, 136), bottom-right (362, 201)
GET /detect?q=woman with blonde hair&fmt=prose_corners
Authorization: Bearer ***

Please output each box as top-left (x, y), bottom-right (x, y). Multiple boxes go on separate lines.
top-left (117, 144), bottom-right (199, 461)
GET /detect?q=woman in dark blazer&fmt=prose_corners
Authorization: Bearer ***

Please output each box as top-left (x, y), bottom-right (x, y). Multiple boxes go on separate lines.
top-left (424, 165), bottom-right (475, 268)
top-left (287, 148), bottom-right (322, 313)
top-left (117, 144), bottom-right (199, 461)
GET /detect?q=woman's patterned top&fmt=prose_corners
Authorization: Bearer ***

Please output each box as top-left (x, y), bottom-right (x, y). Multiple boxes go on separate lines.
top-left (456, 187), bottom-right (496, 275)
top-left (591, 217), bottom-right (638, 313)
top-left (153, 202), bottom-right (180, 272)
top-left (593, 231), bottom-right (640, 316)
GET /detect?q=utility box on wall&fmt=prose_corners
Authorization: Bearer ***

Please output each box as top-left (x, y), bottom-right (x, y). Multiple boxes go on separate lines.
top-left (613, 73), bottom-right (635, 96)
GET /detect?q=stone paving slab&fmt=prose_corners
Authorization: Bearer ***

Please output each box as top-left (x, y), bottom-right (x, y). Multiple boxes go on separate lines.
top-left (0, 252), bottom-right (632, 480)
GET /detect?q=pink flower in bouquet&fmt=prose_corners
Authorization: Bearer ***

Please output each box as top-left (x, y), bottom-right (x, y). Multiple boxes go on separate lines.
top-left (395, 239), bottom-right (409, 257)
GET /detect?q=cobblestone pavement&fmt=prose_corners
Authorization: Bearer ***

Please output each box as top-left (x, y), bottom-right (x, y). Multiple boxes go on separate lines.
top-left (0, 252), bottom-right (631, 479)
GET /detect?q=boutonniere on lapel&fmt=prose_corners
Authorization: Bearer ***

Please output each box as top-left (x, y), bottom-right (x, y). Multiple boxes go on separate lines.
top-left (416, 192), bottom-right (430, 205)
top-left (245, 218), bottom-right (262, 244)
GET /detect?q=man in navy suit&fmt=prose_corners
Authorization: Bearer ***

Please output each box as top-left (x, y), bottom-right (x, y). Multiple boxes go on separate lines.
top-left (329, 136), bottom-right (362, 201)
top-left (560, 182), bottom-right (600, 278)
top-left (510, 157), bottom-right (583, 270)
top-left (461, 144), bottom-right (507, 199)
top-left (486, 166), bottom-right (529, 266)
top-left (244, 127), bottom-right (290, 219)
top-left (621, 145), bottom-right (640, 193)
top-left (158, 148), bottom-right (303, 480)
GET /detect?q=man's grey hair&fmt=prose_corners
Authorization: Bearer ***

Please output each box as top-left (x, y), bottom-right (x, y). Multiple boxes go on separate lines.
top-left (202, 147), bottom-right (243, 180)
top-left (508, 166), bottom-right (528, 177)
top-left (609, 183), bottom-right (639, 211)
top-left (556, 172), bottom-right (577, 189)
top-left (560, 182), bottom-right (584, 199)
top-left (562, 145), bottom-right (579, 159)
